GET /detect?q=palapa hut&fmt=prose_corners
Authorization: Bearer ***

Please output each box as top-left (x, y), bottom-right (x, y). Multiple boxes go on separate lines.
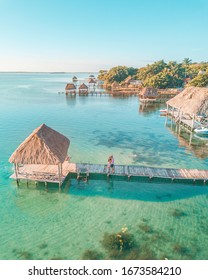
top-left (78, 83), bottom-right (88, 95)
top-left (111, 81), bottom-right (119, 88)
top-left (124, 76), bottom-right (142, 87)
top-left (111, 81), bottom-right (120, 91)
top-left (139, 87), bottom-right (159, 102)
top-left (88, 78), bottom-right (96, 85)
top-left (166, 86), bottom-right (208, 130)
top-left (65, 83), bottom-right (76, 95)
top-left (72, 76), bottom-right (78, 82)
top-left (124, 76), bottom-right (132, 85)
top-left (9, 124), bottom-right (70, 188)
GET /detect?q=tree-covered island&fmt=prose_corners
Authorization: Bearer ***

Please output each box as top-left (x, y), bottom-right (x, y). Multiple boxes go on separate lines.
top-left (98, 59), bottom-right (208, 88)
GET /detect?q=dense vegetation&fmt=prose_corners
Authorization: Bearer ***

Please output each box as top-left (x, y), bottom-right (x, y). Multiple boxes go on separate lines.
top-left (98, 59), bottom-right (208, 88)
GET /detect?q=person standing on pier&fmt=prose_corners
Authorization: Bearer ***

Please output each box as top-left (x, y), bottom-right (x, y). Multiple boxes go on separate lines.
top-left (110, 155), bottom-right (115, 173)
top-left (107, 157), bottom-right (111, 173)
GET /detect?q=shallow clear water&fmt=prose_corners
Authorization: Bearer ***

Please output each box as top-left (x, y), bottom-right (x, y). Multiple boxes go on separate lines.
top-left (0, 73), bottom-right (207, 260)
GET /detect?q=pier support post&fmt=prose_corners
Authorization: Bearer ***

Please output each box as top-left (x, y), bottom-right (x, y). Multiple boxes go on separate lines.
top-left (58, 163), bottom-right (62, 191)
top-left (14, 163), bottom-right (19, 187)
top-left (191, 114), bottom-right (195, 131)
top-left (165, 104), bottom-right (169, 126)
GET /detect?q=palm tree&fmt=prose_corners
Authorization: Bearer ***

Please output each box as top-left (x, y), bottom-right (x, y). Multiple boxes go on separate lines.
top-left (183, 58), bottom-right (192, 65)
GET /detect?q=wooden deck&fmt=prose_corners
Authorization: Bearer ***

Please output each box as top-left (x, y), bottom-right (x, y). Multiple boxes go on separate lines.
top-left (75, 163), bottom-right (208, 182)
top-left (10, 162), bottom-right (76, 184)
top-left (167, 110), bottom-right (200, 131)
top-left (10, 162), bottom-right (208, 185)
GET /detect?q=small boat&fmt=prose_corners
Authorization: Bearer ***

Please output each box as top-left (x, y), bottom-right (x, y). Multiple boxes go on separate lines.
top-left (159, 109), bottom-right (168, 116)
top-left (194, 126), bottom-right (208, 135)
top-left (159, 109), bottom-right (167, 113)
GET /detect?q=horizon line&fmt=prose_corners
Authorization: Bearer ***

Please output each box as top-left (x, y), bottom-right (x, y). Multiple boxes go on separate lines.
top-left (0, 71), bottom-right (100, 73)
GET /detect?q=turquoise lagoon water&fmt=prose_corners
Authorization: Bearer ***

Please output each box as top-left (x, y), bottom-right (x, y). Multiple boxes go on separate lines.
top-left (0, 73), bottom-right (207, 260)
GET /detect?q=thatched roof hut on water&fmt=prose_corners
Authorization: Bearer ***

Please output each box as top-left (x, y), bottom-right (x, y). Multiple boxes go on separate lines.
top-left (166, 86), bottom-right (208, 130)
top-left (78, 83), bottom-right (88, 95)
top-left (65, 83), bottom-right (76, 95)
top-left (9, 124), bottom-right (71, 188)
top-left (167, 87), bottom-right (208, 117)
top-left (111, 81), bottom-right (119, 88)
top-left (88, 78), bottom-right (96, 85)
top-left (139, 87), bottom-right (159, 102)
top-left (72, 76), bottom-right (78, 82)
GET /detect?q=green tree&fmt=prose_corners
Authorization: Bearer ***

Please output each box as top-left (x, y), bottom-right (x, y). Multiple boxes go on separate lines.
top-left (188, 74), bottom-right (208, 87)
top-left (105, 66), bottom-right (129, 83)
top-left (97, 70), bottom-right (107, 81)
top-left (143, 72), bottom-right (173, 89)
top-left (183, 58), bottom-right (192, 65)
top-left (127, 67), bottom-right (138, 77)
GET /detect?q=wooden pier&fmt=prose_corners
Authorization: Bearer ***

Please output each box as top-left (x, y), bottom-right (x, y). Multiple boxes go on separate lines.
top-left (74, 163), bottom-right (208, 183)
top-left (10, 162), bottom-right (208, 186)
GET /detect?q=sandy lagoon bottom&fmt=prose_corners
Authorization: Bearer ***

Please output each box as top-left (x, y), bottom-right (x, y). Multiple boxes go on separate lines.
top-left (0, 178), bottom-right (207, 260)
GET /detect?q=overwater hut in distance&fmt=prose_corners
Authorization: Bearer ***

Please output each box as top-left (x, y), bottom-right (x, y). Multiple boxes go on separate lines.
top-left (139, 87), bottom-right (159, 103)
top-left (9, 124), bottom-right (71, 189)
top-left (88, 78), bottom-right (96, 85)
top-left (111, 81), bottom-right (119, 88)
top-left (166, 86), bottom-right (208, 131)
top-left (65, 83), bottom-right (76, 95)
top-left (78, 83), bottom-right (88, 95)
top-left (124, 76), bottom-right (142, 87)
top-left (72, 76), bottom-right (78, 82)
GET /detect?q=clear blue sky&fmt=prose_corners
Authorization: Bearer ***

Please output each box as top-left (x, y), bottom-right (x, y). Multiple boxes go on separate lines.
top-left (0, 0), bottom-right (207, 71)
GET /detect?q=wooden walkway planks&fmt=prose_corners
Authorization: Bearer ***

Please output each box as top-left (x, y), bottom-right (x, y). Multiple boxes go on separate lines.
top-left (74, 163), bottom-right (208, 182)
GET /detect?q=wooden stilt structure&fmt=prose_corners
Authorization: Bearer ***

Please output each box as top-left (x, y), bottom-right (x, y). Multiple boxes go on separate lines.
top-left (14, 163), bottom-right (19, 186)
top-left (9, 124), bottom-right (70, 190)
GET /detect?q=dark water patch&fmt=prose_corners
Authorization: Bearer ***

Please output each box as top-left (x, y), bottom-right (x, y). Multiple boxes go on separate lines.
top-left (101, 228), bottom-right (136, 259)
top-left (156, 193), bottom-right (172, 200)
top-left (173, 243), bottom-right (189, 256)
top-left (171, 209), bottom-right (187, 219)
top-left (138, 222), bottom-right (154, 234)
top-left (141, 218), bottom-right (149, 223)
top-left (13, 249), bottom-right (33, 260)
top-left (38, 242), bottom-right (48, 249)
top-left (19, 178), bottom-right (208, 203)
top-left (101, 231), bottom-right (135, 252)
top-left (200, 220), bottom-right (208, 235)
top-left (136, 246), bottom-right (156, 260)
top-left (81, 249), bottom-right (103, 260)
top-left (105, 220), bottom-right (112, 225)
top-left (100, 226), bottom-right (161, 259)
top-left (50, 256), bottom-right (64, 260)
top-left (149, 231), bottom-right (170, 243)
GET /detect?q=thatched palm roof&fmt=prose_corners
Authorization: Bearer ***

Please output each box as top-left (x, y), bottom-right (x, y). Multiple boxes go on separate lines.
top-left (166, 86), bottom-right (208, 116)
top-left (88, 78), bottom-right (96, 84)
top-left (111, 81), bottom-right (119, 88)
top-left (9, 124), bottom-right (70, 165)
top-left (139, 87), bottom-right (158, 98)
top-left (65, 83), bottom-right (76, 90)
top-left (125, 76), bottom-right (132, 84)
top-left (79, 83), bottom-right (88, 89)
